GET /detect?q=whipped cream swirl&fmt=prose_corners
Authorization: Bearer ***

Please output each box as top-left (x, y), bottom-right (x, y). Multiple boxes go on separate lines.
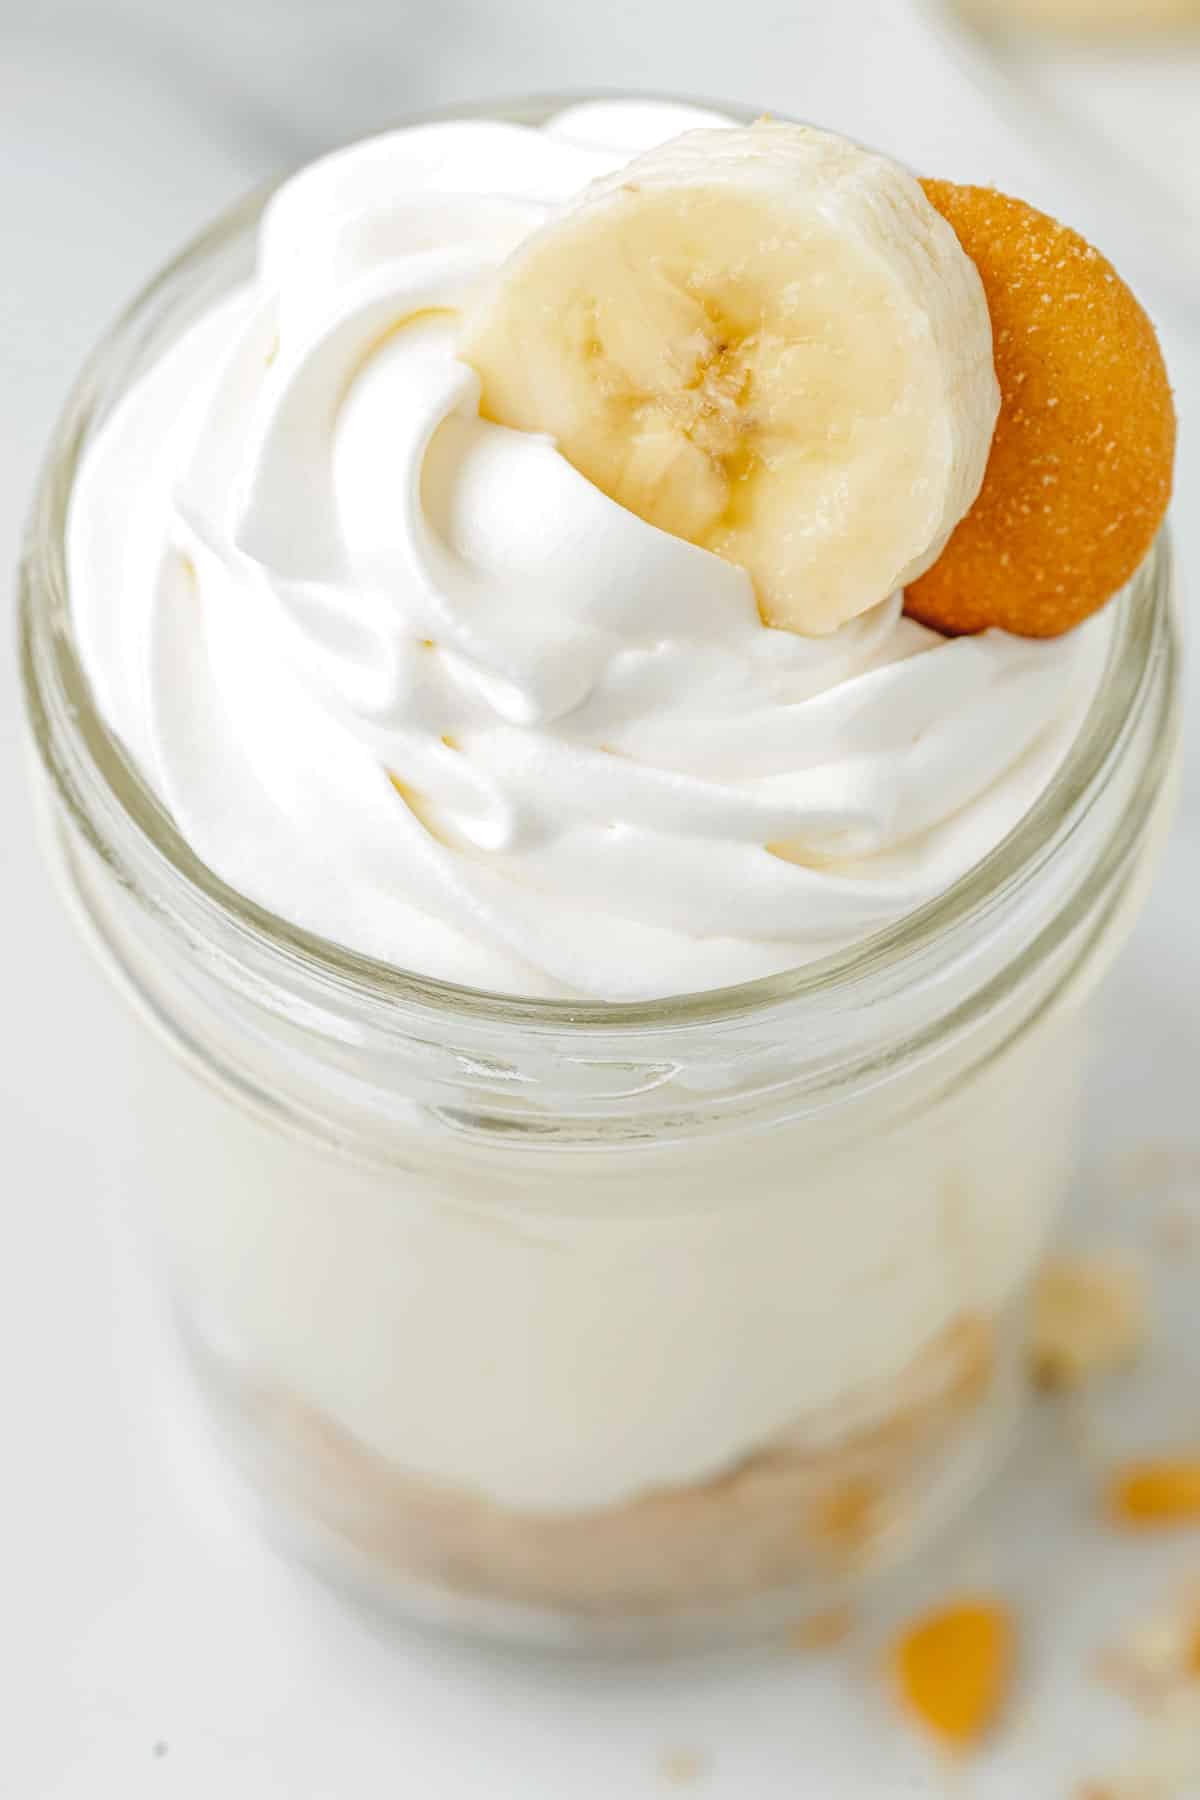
top-left (70, 101), bottom-right (1111, 1000)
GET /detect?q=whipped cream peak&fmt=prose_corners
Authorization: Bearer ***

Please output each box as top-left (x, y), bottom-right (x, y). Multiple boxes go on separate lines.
top-left (70, 102), bottom-right (1111, 1000)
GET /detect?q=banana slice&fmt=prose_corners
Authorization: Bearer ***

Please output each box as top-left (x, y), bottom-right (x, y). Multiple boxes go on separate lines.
top-left (460, 123), bottom-right (999, 636)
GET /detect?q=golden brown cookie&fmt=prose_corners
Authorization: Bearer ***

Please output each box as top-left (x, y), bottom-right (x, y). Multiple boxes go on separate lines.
top-left (906, 181), bottom-right (1175, 638)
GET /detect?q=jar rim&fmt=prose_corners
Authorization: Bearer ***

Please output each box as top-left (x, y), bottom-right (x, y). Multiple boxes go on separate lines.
top-left (19, 89), bottom-right (1180, 1039)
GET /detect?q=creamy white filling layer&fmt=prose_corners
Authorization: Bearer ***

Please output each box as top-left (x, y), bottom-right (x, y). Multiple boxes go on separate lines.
top-left (151, 998), bottom-right (1082, 1512)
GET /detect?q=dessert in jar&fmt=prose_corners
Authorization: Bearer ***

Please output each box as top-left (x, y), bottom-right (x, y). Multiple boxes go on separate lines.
top-left (957, 0), bottom-right (1200, 35)
top-left (21, 97), bottom-right (1178, 1645)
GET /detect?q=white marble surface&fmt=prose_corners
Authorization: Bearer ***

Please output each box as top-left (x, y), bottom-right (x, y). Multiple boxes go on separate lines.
top-left (4, 4), bottom-right (1200, 1795)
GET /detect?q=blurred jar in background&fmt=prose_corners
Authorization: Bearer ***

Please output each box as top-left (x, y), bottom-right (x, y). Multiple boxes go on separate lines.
top-left (942, 0), bottom-right (1200, 309)
top-left (961, 0), bottom-right (1199, 32)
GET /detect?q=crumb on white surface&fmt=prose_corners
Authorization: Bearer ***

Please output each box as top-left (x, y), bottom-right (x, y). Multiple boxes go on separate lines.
top-left (1154, 1208), bottom-right (1195, 1255)
top-left (1031, 1250), bottom-right (1147, 1391)
top-left (657, 1748), bottom-right (708, 1786)
top-left (1077, 1687), bottom-right (1200, 1797)
top-left (1095, 1579), bottom-right (1200, 1709)
top-left (787, 1607), bottom-right (854, 1653)
top-left (1084, 1581), bottom-right (1200, 1796)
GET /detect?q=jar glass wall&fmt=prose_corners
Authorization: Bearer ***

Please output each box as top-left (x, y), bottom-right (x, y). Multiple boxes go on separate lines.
top-left (20, 96), bottom-right (1181, 1649)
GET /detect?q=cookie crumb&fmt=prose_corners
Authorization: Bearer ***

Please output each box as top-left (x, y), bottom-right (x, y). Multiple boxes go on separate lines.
top-left (788, 1606), bottom-right (854, 1652)
top-left (1079, 1689), bottom-right (1200, 1798)
top-left (1107, 1460), bottom-right (1200, 1528)
top-left (1155, 1208), bottom-right (1195, 1255)
top-left (1095, 1578), bottom-right (1200, 1707)
top-left (893, 1597), bottom-right (1014, 1748)
top-left (1031, 1251), bottom-right (1145, 1391)
top-left (658, 1747), bottom-right (708, 1786)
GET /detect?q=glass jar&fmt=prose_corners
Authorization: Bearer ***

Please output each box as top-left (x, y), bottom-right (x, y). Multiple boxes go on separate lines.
top-left (20, 96), bottom-right (1180, 1650)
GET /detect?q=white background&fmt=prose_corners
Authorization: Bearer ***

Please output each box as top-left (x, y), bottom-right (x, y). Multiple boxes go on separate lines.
top-left (4, 3), bottom-right (1200, 1793)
